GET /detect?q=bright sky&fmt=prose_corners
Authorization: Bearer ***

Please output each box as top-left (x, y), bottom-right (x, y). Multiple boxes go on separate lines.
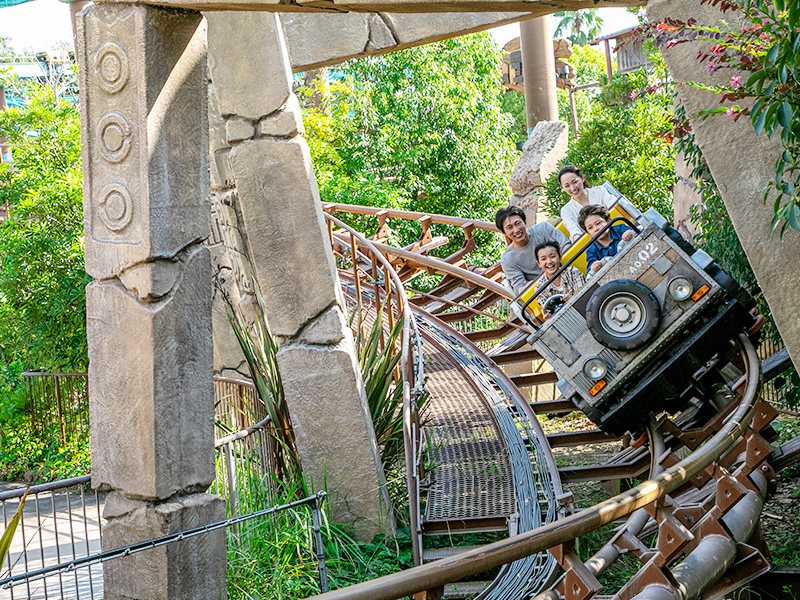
top-left (0, 0), bottom-right (640, 54)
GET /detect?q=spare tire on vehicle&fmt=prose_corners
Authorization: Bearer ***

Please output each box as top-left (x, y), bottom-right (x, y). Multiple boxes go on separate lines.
top-left (586, 279), bottom-right (661, 351)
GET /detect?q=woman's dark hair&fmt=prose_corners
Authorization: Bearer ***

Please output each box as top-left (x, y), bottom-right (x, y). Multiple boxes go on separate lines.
top-left (495, 206), bottom-right (527, 231)
top-left (534, 240), bottom-right (561, 262)
top-left (577, 204), bottom-right (611, 232)
top-left (558, 165), bottom-right (588, 186)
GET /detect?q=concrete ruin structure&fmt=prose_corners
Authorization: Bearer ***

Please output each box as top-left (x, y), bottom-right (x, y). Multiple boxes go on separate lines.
top-left (76, 9), bottom-right (226, 598)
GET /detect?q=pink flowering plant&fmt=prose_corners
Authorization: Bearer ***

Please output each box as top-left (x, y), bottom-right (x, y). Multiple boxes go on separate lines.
top-left (636, 0), bottom-right (800, 236)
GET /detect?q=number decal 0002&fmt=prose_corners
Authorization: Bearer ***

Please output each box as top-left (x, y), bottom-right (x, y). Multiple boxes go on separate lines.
top-left (629, 242), bottom-right (659, 274)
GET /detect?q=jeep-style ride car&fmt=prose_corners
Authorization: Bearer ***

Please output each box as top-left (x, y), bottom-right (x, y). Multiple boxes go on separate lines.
top-left (517, 201), bottom-right (757, 437)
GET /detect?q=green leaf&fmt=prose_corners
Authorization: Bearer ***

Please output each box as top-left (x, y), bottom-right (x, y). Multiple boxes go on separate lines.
top-left (753, 107), bottom-right (768, 136)
top-left (774, 0), bottom-right (784, 12)
top-left (787, 204), bottom-right (800, 232)
top-left (746, 70), bottom-right (767, 87)
top-left (778, 101), bottom-right (793, 129)
top-left (0, 487), bottom-right (28, 566)
top-left (768, 43), bottom-right (781, 65)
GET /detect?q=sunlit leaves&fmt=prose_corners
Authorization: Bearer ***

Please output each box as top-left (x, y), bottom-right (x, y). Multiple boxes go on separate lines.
top-left (0, 86), bottom-right (89, 372)
top-left (300, 33), bottom-right (517, 265)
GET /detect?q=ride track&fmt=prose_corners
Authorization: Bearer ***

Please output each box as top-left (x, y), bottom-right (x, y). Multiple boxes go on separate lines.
top-left (320, 204), bottom-right (787, 600)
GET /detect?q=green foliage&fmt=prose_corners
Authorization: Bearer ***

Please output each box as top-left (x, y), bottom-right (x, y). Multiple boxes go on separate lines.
top-left (543, 60), bottom-right (677, 219)
top-left (0, 86), bottom-right (89, 374)
top-left (225, 277), bottom-right (422, 496)
top-left (225, 284), bottom-right (302, 487)
top-left (356, 307), bottom-right (427, 475)
top-left (643, 0), bottom-right (800, 236)
top-left (676, 100), bottom-right (800, 405)
top-left (557, 45), bottom-right (608, 136)
top-left (500, 90), bottom-right (527, 146)
top-left (553, 10), bottom-right (605, 46)
top-left (0, 422), bottom-right (90, 482)
top-left (301, 33), bottom-right (517, 265)
top-left (227, 483), bottom-right (414, 599)
top-left (675, 103), bottom-right (780, 336)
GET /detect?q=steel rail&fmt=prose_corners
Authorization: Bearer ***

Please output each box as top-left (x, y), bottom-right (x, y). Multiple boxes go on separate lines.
top-left (413, 313), bottom-right (560, 599)
top-left (306, 333), bottom-right (761, 600)
top-left (323, 212), bottom-right (424, 565)
top-left (214, 415), bottom-right (272, 448)
top-left (626, 469), bottom-right (767, 600)
top-left (324, 203), bottom-right (498, 232)
top-left (0, 492), bottom-right (329, 591)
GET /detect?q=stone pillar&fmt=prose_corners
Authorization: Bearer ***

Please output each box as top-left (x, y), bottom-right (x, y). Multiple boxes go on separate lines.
top-left (76, 7), bottom-right (226, 599)
top-left (206, 12), bottom-right (394, 541)
top-left (649, 0), bottom-right (800, 370)
top-left (207, 73), bottom-right (256, 380)
top-left (509, 120), bottom-right (569, 222)
top-left (520, 16), bottom-right (558, 131)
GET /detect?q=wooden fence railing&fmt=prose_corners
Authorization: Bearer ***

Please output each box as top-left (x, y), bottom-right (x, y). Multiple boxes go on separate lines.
top-left (23, 371), bottom-right (89, 443)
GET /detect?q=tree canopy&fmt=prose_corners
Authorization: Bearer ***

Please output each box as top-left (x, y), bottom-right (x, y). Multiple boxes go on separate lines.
top-left (301, 32), bottom-right (518, 264)
top-left (553, 10), bottom-right (604, 46)
top-left (0, 86), bottom-right (89, 374)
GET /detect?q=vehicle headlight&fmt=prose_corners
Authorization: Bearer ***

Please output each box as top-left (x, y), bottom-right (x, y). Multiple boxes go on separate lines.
top-left (668, 277), bottom-right (694, 301)
top-left (582, 357), bottom-right (607, 380)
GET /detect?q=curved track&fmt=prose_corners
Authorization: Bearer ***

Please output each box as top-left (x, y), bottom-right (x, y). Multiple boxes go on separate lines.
top-left (320, 206), bottom-right (785, 600)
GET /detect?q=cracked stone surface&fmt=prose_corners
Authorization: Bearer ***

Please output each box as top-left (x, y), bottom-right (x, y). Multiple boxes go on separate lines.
top-left (208, 15), bottom-right (394, 539)
top-left (228, 136), bottom-right (341, 338)
top-left (296, 305), bottom-right (346, 345)
top-left (118, 260), bottom-right (182, 302)
top-left (282, 11), bottom-right (530, 71)
top-left (207, 12), bottom-right (292, 121)
top-left (78, 6), bottom-right (209, 279)
top-left (510, 120), bottom-right (568, 197)
top-left (102, 493), bottom-right (226, 600)
top-left (278, 341), bottom-right (395, 540)
top-left (80, 6), bottom-right (225, 597)
top-left (88, 245), bottom-right (214, 501)
top-left (257, 95), bottom-right (304, 138)
top-left (225, 116), bottom-right (255, 144)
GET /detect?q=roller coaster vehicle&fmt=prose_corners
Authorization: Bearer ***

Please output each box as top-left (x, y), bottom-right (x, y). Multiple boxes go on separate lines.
top-left (519, 199), bottom-right (759, 437)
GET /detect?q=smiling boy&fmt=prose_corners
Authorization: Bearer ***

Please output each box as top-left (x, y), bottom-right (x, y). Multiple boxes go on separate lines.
top-left (578, 205), bottom-right (634, 273)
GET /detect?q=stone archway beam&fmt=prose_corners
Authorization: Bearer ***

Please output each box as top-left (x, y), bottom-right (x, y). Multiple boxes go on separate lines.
top-left (283, 12), bottom-right (538, 72)
top-left (94, 0), bottom-right (645, 14)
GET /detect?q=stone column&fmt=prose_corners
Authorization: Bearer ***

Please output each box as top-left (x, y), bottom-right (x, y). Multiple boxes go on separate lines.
top-left (76, 7), bottom-right (226, 599)
top-left (509, 120), bottom-right (569, 222)
top-left (520, 16), bottom-right (558, 130)
top-left (206, 12), bottom-right (394, 541)
top-left (649, 0), bottom-right (800, 370)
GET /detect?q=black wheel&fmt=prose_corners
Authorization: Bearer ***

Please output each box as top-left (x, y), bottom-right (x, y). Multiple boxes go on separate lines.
top-left (543, 294), bottom-right (566, 316)
top-left (586, 279), bottom-right (661, 351)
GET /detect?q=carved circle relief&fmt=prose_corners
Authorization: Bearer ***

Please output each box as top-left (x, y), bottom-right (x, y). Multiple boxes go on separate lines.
top-left (97, 112), bottom-right (132, 163)
top-left (94, 42), bottom-right (129, 94)
top-left (98, 183), bottom-right (134, 232)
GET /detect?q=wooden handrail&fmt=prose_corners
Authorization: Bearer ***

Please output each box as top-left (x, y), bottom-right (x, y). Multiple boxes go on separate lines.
top-left (324, 202), bottom-right (498, 232)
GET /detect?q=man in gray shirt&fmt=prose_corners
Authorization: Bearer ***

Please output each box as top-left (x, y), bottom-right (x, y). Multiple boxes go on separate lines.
top-left (495, 206), bottom-right (571, 296)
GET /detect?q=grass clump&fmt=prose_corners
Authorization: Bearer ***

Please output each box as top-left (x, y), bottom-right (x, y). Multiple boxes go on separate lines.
top-left (226, 483), bottom-right (414, 599)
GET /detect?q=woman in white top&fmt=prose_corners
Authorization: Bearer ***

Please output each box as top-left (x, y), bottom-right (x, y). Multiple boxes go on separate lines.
top-left (558, 165), bottom-right (618, 242)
